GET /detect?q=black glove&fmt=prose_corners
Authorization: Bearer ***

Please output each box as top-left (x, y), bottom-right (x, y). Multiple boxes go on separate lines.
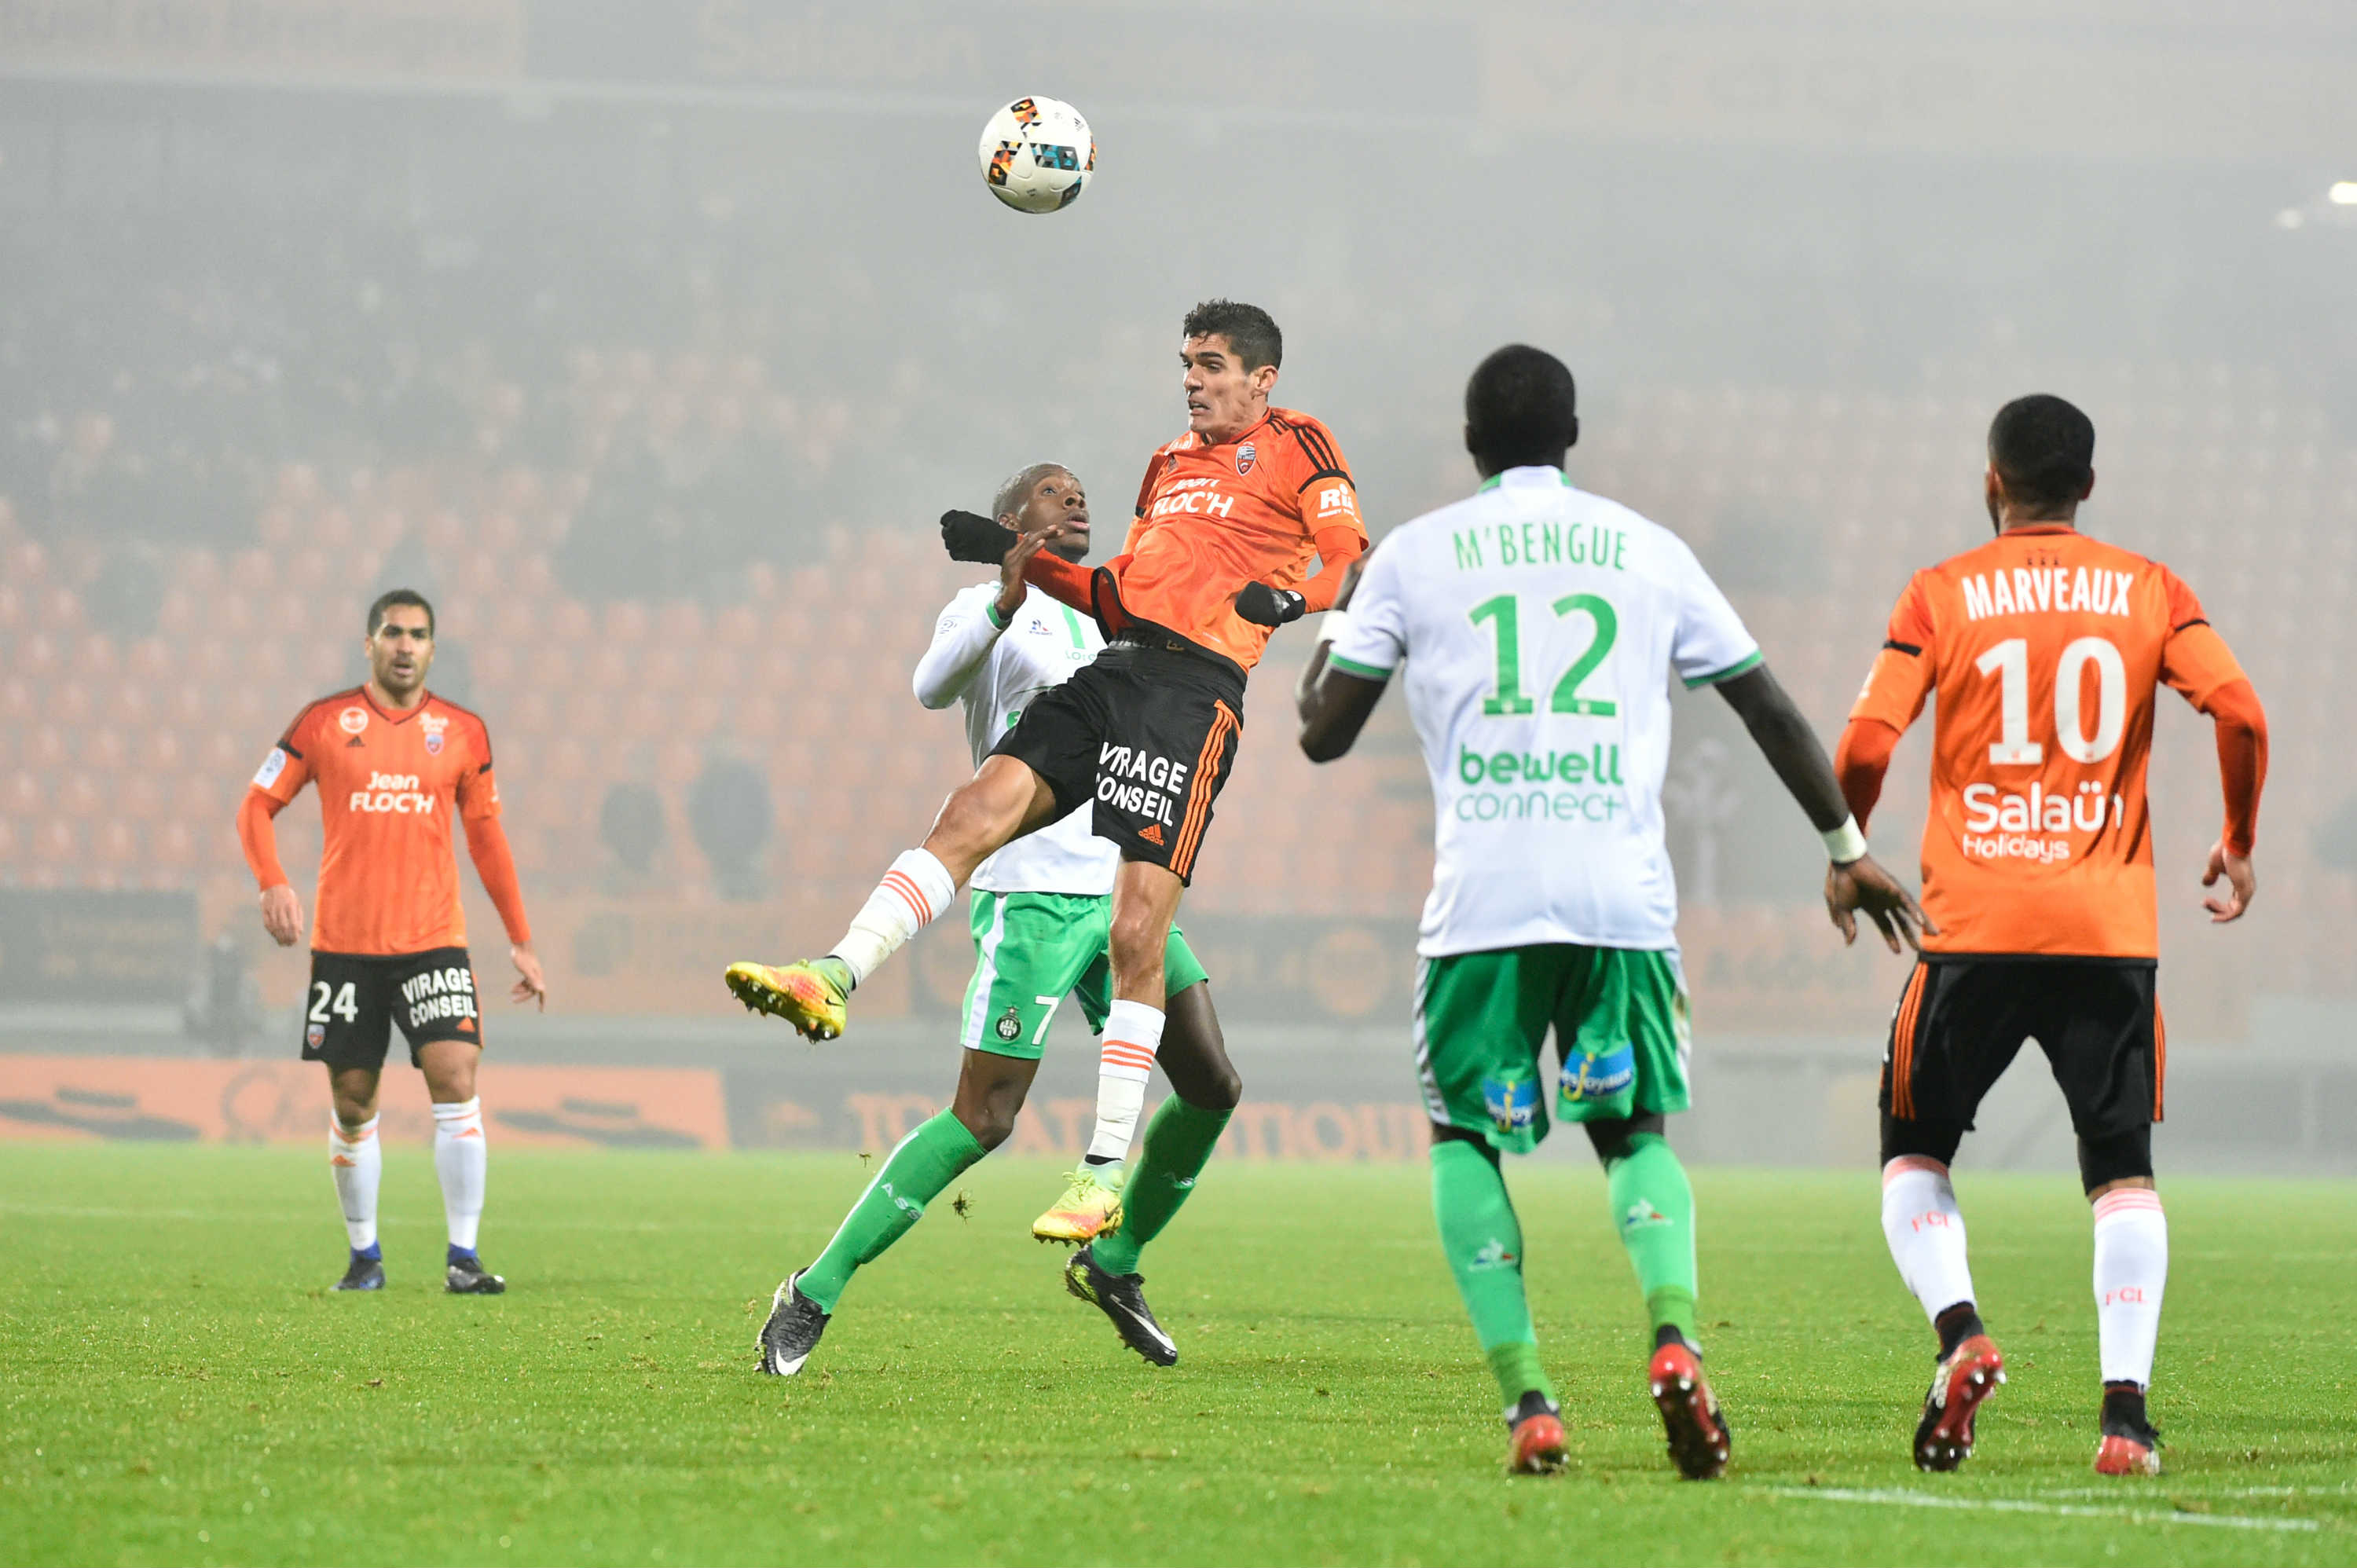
top-left (1234, 582), bottom-right (1307, 628)
top-left (940, 508), bottom-right (1021, 564)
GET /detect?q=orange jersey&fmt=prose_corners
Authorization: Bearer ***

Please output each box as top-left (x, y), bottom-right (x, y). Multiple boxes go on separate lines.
top-left (249, 687), bottom-right (503, 956)
top-left (1849, 525), bottom-right (2247, 958)
top-left (1113, 406), bottom-right (1367, 672)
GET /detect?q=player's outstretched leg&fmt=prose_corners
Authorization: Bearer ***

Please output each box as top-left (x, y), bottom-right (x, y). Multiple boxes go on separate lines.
top-left (731, 760), bottom-right (1061, 1041)
top-left (2090, 1180), bottom-right (2167, 1475)
top-left (328, 1111), bottom-right (385, 1291)
top-left (1882, 1148), bottom-right (2004, 1471)
top-left (1587, 1119), bottom-right (1728, 1479)
top-left (1428, 1131), bottom-right (1565, 1474)
top-left (726, 848), bottom-right (954, 1041)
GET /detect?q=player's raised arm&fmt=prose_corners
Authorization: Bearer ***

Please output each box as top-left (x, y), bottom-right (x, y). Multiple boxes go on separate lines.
top-left (2155, 567), bottom-right (2269, 922)
top-left (240, 710), bottom-right (319, 947)
top-left (915, 522), bottom-right (1065, 709)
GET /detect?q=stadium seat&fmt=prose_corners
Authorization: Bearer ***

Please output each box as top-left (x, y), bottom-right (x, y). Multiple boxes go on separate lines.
top-left (31, 817), bottom-right (79, 870)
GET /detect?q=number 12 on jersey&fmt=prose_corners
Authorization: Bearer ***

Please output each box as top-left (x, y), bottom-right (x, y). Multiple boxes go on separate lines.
top-left (1468, 592), bottom-right (1618, 718)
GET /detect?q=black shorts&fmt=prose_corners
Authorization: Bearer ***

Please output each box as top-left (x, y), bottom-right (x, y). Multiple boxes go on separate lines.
top-left (302, 947), bottom-right (484, 1071)
top-left (1881, 956), bottom-right (2165, 1140)
top-left (992, 635), bottom-right (1244, 885)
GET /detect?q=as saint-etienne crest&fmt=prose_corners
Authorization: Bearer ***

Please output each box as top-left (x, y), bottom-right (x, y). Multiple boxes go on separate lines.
top-left (995, 1006), bottom-right (1023, 1042)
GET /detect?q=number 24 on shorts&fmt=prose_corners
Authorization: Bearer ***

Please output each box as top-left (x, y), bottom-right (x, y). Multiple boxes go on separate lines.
top-left (1469, 592), bottom-right (1618, 718)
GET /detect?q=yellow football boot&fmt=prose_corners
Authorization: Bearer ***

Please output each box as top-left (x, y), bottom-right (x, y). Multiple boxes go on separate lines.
top-left (1032, 1166), bottom-right (1124, 1245)
top-left (724, 958), bottom-right (852, 1042)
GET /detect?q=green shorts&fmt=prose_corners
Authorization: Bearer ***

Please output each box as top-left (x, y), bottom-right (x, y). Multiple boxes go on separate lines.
top-left (960, 890), bottom-right (1210, 1058)
top-left (1413, 944), bottom-right (1690, 1155)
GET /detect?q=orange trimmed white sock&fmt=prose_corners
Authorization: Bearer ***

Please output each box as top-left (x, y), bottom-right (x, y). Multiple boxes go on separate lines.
top-left (329, 1113), bottom-right (381, 1251)
top-left (831, 849), bottom-right (958, 986)
top-left (1086, 1001), bottom-right (1165, 1163)
top-left (1882, 1156), bottom-right (1975, 1323)
top-left (2092, 1187), bottom-right (2167, 1387)
top-left (431, 1097), bottom-right (487, 1255)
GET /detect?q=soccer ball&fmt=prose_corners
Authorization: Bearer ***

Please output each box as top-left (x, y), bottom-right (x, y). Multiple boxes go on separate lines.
top-left (977, 97), bottom-right (1093, 214)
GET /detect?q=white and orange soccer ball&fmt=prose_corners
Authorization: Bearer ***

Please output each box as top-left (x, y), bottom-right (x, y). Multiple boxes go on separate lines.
top-left (977, 97), bottom-right (1093, 214)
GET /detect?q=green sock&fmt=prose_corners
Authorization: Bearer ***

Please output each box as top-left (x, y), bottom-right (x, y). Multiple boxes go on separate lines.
top-left (1431, 1138), bottom-right (1556, 1411)
top-left (1089, 1096), bottom-right (1230, 1277)
top-left (1605, 1131), bottom-right (1700, 1346)
top-left (798, 1109), bottom-right (984, 1312)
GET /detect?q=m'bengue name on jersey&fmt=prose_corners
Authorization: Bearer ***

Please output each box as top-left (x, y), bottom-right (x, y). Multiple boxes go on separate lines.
top-left (351, 772), bottom-right (436, 815)
top-left (1961, 565), bottom-right (2137, 621)
top-left (1450, 521), bottom-right (1626, 573)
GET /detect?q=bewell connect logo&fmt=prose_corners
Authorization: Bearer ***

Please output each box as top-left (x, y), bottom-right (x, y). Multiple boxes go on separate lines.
top-left (1453, 745), bottom-right (1627, 823)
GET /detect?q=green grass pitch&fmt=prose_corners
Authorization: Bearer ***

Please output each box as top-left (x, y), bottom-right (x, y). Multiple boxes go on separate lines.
top-left (2, 1144), bottom-right (2352, 1566)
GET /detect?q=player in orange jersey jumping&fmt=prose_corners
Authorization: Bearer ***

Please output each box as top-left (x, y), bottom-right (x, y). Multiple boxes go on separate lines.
top-left (238, 588), bottom-right (545, 1296)
top-left (729, 300), bottom-right (1365, 1372)
top-left (1836, 396), bottom-right (2268, 1478)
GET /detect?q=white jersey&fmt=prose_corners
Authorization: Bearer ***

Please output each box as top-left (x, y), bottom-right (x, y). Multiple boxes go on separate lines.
top-left (1328, 466), bottom-right (1761, 956)
top-left (914, 581), bottom-right (1116, 895)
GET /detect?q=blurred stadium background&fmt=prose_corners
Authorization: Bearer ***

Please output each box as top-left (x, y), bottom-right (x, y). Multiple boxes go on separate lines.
top-left (2, 0), bottom-right (2352, 1174)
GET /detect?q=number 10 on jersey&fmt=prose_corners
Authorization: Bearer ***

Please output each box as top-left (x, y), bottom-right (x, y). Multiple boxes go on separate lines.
top-left (1468, 592), bottom-right (1618, 718)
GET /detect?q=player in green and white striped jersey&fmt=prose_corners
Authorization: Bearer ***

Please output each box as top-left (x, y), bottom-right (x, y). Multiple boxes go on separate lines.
top-left (1296, 346), bottom-right (1927, 1477)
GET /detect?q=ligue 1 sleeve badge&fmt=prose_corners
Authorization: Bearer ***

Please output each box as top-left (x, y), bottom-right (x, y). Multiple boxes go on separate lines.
top-left (1235, 441), bottom-right (1257, 475)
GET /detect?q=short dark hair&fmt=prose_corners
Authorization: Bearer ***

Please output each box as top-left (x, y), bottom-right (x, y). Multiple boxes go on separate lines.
top-left (1988, 394), bottom-right (2095, 512)
top-left (367, 588), bottom-right (435, 637)
top-left (1181, 299), bottom-right (1281, 372)
top-left (1464, 345), bottom-right (1578, 469)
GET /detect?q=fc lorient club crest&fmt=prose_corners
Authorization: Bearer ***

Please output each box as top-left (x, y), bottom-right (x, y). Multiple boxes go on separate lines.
top-left (1235, 441), bottom-right (1256, 475)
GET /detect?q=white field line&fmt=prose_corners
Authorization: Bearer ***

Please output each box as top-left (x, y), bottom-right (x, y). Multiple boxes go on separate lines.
top-left (2034, 1485), bottom-right (2354, 1500)
top-left (1762, 1486), bottom-right (2322, 1533)
top-left (0, 1202), bottom-right (724, 1233)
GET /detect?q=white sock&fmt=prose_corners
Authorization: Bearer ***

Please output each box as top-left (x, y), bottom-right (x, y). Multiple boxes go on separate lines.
top-left (431, 1097), bottom-right (487, 1255)
top-left (2092, 1187), bottom-right (2168, 1388)
top-left (830, 849), bottom-right (958, 985)
top-left (1881, 1156), bottom-right (1976, 1324)
top-left (329, 1114), bottom-right (382, 1251)
top-left (1087, 1002), bottom-right (1166, 1163)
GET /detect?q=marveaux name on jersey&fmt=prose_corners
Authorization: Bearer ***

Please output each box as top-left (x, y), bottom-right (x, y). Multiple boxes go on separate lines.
top-left (1096, 743), bottom-right (1190, 828)
top-left (350, 771), bottom-right (436, 814)
top-left (1959, 779), bottom-right (2122, 864)
top-left (1961, 566), bottom-right (2135, 622)
top-left (1453, 745), bottom-right (1627, 824)
top-left (1451, 522), bottom-right (1626, 573)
